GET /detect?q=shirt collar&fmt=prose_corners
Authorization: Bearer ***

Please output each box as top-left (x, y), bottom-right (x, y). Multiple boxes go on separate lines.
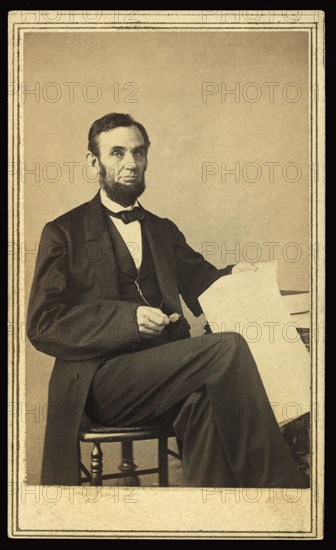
top-left (100, 188), bottom-right (139, 213)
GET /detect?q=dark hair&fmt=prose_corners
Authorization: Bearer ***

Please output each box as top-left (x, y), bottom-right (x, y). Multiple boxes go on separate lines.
top-left (88, 113), bottom-right (150, 157)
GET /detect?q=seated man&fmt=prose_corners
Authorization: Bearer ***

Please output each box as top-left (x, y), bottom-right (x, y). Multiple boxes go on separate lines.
top-left (27, 112), bottom-right (307, 488)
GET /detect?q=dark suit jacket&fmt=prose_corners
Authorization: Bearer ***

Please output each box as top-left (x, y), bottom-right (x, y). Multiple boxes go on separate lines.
top-left (27, 192), bottom-right (233, 484)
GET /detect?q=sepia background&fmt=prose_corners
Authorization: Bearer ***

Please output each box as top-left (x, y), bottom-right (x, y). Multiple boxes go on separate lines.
top-left (23, 31), bottom-right (309, 483)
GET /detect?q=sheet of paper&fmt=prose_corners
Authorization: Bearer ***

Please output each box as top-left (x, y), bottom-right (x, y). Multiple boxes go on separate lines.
top-left (199, 262), bottom-right (310, 426)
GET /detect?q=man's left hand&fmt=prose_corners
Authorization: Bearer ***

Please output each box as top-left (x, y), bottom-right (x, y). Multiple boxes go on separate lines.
top-left (232, 262), bottom-right (258, 274)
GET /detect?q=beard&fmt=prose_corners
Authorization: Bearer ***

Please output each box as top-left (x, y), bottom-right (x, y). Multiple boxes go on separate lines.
top-left (99, 162), bottom-right (146, 207)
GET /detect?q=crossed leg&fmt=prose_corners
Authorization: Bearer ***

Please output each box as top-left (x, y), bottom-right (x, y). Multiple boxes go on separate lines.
top-left (86, 332), bottom-right (308, 488)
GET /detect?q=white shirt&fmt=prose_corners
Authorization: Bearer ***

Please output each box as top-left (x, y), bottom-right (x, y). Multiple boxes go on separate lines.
top-left (100, 189), bottom-right (142, 271)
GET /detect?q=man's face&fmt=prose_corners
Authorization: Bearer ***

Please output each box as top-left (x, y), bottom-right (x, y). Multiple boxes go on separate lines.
top-left (96, 125), bottom-right (148, 207)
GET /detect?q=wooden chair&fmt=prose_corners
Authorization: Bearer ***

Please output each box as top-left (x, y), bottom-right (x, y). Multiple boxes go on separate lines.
top-left (79, 416), bottom-right (181, 486)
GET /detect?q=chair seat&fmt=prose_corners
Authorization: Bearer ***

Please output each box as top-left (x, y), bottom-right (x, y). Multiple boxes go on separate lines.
top-left (79, 419), bottom-right (176, 443)
top-left (79, 417), bottom-right (179, 486)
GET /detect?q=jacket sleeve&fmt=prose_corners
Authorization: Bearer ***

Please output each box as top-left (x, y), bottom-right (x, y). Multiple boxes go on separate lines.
top-left (166, 219), bottom-right (234, 316)
top-left (27, 222), bottom-right (142, 361)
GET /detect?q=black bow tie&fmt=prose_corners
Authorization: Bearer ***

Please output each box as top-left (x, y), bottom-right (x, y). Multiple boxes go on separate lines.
top-left (104, 205), bottom-right (146, 224)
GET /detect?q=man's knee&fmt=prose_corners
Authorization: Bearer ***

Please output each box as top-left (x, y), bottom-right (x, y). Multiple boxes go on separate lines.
top-left (201, 332), bottom-right (252, 371)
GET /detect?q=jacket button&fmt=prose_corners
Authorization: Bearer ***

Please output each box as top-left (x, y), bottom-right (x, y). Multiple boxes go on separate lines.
top-left (73, 373), bottom-right (79, 380)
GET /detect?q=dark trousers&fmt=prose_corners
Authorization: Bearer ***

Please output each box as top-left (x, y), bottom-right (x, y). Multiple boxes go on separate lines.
top-left (86, 332), bottom-right (307, 488)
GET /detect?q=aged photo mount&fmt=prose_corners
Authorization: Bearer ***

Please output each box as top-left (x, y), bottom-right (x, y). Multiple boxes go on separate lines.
top-left (8, 10), bottom-right (325, 539)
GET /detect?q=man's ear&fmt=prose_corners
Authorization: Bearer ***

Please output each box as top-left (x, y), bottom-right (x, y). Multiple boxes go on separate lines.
top-left (86, 151), bottom-right (99, 169)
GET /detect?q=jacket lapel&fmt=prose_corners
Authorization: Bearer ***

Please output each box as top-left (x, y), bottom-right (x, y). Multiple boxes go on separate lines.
top-left (141, 210), bottom-right (182, 314)
top-left (85, 192), bottom-right (120, 297)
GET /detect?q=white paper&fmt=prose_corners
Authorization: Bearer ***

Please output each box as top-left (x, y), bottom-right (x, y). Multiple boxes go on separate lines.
top-left (199, 262), bottom-right (310, 426)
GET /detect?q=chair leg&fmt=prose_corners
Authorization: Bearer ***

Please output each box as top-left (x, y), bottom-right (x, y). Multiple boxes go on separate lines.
top-left (158, 437), bottom-right (168, 486)
top-left (119, 441), bottom-right (140, 486)
top-left (91, 442), bottom-right (103, 486)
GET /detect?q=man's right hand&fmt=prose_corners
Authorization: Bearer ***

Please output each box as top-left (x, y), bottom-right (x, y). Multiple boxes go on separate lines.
top-left (136, 306), bottom-right (170, 339)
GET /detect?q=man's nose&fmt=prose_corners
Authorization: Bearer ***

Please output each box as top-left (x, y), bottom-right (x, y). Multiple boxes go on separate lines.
top-left (121, 152), bottom-right (138, 171)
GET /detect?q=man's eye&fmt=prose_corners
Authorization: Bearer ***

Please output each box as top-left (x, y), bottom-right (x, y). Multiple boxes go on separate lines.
top-left (112, 151), bottom-right (123, 157)
top-left (135, 151), bottom-right (145, 157)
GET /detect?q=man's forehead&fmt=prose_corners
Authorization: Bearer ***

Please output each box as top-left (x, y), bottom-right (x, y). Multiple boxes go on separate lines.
top-left (98, 125), bottom-right (145, 149)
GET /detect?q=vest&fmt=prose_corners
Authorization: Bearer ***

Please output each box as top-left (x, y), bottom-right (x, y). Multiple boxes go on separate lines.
top-left (104, 211), bottom-right (170, 350)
